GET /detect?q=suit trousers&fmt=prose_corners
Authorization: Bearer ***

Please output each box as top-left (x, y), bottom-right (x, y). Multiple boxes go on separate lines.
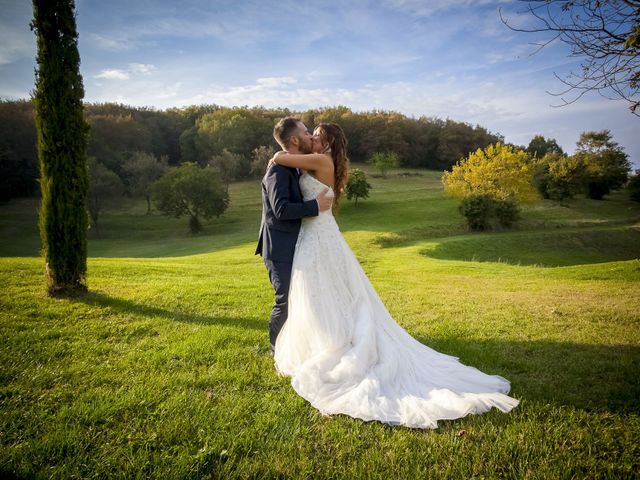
top-left (263, 258), bottom-right (293, 351)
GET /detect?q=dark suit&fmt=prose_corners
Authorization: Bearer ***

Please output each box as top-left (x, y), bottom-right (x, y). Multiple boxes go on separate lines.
top-left (255, 165), bottom-right (319, 350)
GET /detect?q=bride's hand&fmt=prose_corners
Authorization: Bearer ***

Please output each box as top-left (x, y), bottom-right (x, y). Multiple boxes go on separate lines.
top-left (268, 151), bottom-right (286, 168)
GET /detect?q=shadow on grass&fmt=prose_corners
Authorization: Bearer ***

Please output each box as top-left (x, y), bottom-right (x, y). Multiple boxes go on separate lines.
top-left (78, 291), bottom-right (265, 332)
top-left (412, 335), bottom-right (640, 413)
top-left (418, 225), bottom-right (640, 267)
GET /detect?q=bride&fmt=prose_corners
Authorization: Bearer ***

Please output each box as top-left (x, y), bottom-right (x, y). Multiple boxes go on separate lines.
top-left (270, 123), bottom-right (519, 429)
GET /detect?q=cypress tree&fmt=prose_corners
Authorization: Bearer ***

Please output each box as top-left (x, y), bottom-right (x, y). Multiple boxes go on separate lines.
top-left (31, 0), bottom-right (89, 296)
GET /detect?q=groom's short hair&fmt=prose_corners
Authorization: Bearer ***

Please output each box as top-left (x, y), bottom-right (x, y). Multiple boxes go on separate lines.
top-left (273, 117), bottom-right (301, 149)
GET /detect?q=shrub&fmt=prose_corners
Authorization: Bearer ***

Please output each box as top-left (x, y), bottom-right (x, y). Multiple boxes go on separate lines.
top-left (493, 198), bottom-right (521, 228)
top-left (458, 194), bottom-right (493, 231)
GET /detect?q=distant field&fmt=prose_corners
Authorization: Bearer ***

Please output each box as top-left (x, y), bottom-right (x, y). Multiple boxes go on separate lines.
top-left (1, 166), bottom-right (639, 479)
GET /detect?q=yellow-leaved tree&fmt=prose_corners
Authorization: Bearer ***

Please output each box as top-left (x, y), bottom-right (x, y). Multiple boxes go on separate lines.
top-left (442, 143), bottom-right (539, 203)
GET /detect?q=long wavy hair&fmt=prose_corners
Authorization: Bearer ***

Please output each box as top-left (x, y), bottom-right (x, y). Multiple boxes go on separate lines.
top-left (315, 122), bottom-right (350, 210)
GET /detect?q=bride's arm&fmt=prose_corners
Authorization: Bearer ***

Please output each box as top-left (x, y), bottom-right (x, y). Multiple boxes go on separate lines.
top-left (271, 152), bottom-right (332, 170)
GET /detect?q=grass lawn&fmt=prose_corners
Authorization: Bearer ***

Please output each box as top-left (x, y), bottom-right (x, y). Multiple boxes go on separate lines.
top-left (1, 166), bottom-right (639, 478)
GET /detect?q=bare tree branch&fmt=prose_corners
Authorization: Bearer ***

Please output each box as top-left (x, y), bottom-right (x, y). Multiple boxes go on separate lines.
top-left (500, 0), bottom-right (640, 115)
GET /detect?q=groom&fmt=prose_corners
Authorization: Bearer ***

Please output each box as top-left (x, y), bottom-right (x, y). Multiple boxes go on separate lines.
top-left (255, 117), bottom-right (333, 354)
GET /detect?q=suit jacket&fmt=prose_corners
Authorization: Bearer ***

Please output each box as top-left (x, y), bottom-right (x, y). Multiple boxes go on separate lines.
top-left (255, 165), bottom-right (319, 263)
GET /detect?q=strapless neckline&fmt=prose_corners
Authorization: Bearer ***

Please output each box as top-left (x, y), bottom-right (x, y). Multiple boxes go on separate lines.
top-left (301, 171), bottom-right (334, 191)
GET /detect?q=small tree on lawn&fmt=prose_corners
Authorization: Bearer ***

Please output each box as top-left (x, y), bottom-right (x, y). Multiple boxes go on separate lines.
top-left (345, 168), bottom-right (371, 205)
top-left (369, 151), bottom-right (399, 177)
top-left (153, 162), bottom-right (229, 233)
top-left (88, 157), bottom-right (123, 235)
top-left (122, 151), bottom-right (169, 214)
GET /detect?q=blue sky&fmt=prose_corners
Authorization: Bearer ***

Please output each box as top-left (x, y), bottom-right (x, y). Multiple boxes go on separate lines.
top-left (1, 0), bottom-right (638, 167)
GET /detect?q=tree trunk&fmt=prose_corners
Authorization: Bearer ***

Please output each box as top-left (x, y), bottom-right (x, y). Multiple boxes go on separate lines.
top-left (32, 0), bottom-right (89, 296)
top-left (146, 194), bottom-right (151, 215)
top-left (189, 215), bottom-right (201, 233)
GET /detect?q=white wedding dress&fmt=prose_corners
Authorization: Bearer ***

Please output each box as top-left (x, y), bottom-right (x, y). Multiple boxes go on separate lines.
top-left (274, 172), bottom-right (519, 429)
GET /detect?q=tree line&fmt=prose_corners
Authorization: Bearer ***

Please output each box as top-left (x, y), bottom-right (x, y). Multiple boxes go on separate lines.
top-left (0, 100), bottom-right (503, 201)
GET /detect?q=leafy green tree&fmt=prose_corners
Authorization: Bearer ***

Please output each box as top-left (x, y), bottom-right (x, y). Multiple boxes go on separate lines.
top-left (369, 151), bottom-right (399, 177)
top-left (526, 135), bottom-right (564, 159)
top-left (196, 108), bottom-right (273, 161)
top-left (250, 145), bottom-right (275, 178)
top-left (178, 125), bottom-right (206, 165)
top-left (122, 152), bottom-right (169, 214)
top-left (153, 162), bottom-right (229, 233)
top-left (533, 153), bottom-right (585, 201)
top-left (32, 0), bottom-right (89, 295)
top-left (345, 168), bottom-right (371, 205)
top-left (574, 130), bottom-right (631, 199)
top-left (546, 154), bottom-right (585, 201)
top-left (209, 149), bottom-right (250, 187)
top-left (87, 157), bottom-right (123, 234)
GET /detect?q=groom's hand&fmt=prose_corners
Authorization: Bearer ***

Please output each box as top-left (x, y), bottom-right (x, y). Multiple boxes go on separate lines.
top-left (316, 188), bottom-right (333, 212)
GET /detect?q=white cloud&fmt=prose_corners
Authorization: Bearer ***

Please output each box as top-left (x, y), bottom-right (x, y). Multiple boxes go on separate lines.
top-left (129, 63), bottom-right (157, 75)
top-left (94, 69), bottom-right (130, 80)
top-left (93, 63), bottom-right (157, 81)
top-left (256, 77), bottom-right (297, 87)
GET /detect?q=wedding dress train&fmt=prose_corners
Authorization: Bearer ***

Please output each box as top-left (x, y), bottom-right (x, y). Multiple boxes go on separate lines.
top-left (274, 172), bottom-right (519, 429)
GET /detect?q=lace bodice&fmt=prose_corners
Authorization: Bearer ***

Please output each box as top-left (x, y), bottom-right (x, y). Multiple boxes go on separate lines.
top-left (300, 172), bottom-right (333, 201)
top-left (299, 172), bottom-right (335, 221)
